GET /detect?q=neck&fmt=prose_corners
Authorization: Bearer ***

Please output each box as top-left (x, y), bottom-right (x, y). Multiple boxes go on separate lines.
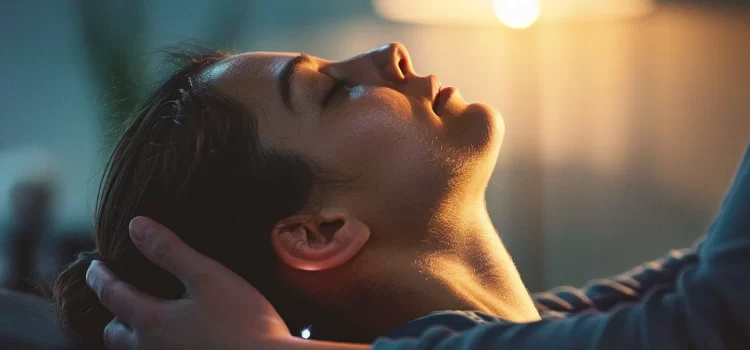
top-left (346, 195), bottom-right (540, 340)
top-left (418, 196), bottom-right (539, 320)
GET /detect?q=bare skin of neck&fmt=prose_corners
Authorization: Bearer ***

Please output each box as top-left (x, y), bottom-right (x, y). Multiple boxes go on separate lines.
top-left (334, 195), bottom-right (541, 340)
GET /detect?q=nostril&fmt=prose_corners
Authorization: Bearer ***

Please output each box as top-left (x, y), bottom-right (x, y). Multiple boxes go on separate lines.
top-left (373, 42), bottom-right (413, 82)
top-left (392, 43), bottom-right (414, 78)
top-left (398, 57), bottom-right (408, 79)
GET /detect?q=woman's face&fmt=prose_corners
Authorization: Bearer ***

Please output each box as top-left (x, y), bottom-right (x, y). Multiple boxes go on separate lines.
top-left (200, 43), bottom-right (504, 236)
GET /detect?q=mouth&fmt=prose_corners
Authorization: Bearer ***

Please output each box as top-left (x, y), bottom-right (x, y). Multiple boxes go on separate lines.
top-left (429, 74), bottom-right (457, 116)
top-left (434, 87), bottom-right (457, 115)
top-left (429, 75), bottom-right (442, 114)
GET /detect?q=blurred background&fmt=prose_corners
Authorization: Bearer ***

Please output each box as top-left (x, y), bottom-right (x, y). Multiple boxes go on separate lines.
top-left (0, 0), bottom-right (749, 330)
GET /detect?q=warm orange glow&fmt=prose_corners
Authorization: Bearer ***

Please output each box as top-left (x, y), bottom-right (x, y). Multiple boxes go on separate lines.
top-left (540, 0), bottom-right (654, 21)
top-left (494, 0), bottom-right (540, 29)
top-left (372, 0), bottom-right (499, 25)
top-left (373, 0), bottom-right (654, 25)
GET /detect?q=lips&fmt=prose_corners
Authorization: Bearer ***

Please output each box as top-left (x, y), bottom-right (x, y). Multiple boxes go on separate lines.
top-left (434, 87), bottom-right (451, 110)
top-left (433, 86), bottom-right (458, 116)
top-left (429, 75), bottom-right (441, 112)
top-left (431, 90), bottom-right (441, 113)
top-left (427, 75), bottom-right (458, 117)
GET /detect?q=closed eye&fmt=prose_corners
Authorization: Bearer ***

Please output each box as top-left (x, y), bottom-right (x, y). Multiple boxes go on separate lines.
top-left (323, 80), bottom-right (347, 106)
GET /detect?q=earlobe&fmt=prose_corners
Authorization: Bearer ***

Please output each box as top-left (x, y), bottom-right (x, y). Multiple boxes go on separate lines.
top-left (271, 209), bottom-right (370, 271)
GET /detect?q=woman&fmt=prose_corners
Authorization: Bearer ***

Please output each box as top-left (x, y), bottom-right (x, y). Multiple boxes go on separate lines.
top-left (55, 42), bottom-right (539, 347)
top-left (58, 42), bottom-right (750, 350)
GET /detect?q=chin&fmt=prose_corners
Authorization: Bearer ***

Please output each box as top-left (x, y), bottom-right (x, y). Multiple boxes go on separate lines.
top-left (446, 102), bottom-right (504, 157)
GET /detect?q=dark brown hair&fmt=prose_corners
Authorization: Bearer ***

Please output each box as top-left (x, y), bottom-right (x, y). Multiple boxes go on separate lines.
top-left (53, 45), bottom-right (353, 348)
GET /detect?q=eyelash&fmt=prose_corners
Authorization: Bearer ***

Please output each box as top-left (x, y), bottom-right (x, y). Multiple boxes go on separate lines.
top-left (322, 80), bottom-right (346, 106)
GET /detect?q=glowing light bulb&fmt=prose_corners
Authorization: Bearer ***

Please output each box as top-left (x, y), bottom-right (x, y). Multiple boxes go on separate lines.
top-left (494, 0), bottom-right (540, 29)
top-left (301, 327), bottom-right (311, 339)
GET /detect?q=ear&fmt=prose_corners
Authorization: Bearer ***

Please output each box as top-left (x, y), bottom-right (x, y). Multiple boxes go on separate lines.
top-left (271, 208), bottom-right (370, 271)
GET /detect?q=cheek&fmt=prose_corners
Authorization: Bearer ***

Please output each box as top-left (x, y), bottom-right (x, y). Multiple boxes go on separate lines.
top-left (337, 87), bottom-right (412, 128)
top-left (317, 92), bottom-right (427, 169)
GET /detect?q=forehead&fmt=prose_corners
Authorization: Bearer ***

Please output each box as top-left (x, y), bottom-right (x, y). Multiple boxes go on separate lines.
top-left (196, 51), bottom-right (299, 104)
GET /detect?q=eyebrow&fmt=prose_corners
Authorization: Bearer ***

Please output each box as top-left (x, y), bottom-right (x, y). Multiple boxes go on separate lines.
top-left (279, 53), bottom-right (312, 111)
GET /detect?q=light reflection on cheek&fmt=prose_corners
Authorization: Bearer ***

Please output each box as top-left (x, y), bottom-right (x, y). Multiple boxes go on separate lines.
top-left (350, 86), bottom-right (409, 117)
top-left (348, 85), bottom-right (367, 100)
top-left (337, 86), bottom-right (413, 140)
top-left (347, 85), bottom-right (400, 109)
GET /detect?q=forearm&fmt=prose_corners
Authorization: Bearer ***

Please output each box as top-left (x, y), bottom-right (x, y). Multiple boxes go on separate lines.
top-left (533, 246), bottom-right (699, 314)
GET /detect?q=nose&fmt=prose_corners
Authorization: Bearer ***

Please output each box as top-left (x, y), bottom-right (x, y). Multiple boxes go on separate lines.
top-left (372, 42), bottom-right (416, 82)
top-left (325, 42), bottom-right (417, 87)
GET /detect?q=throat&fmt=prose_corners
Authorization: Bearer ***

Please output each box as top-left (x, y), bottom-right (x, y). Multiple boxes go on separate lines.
top-left (411, 249), bottom-right (541, 323)
top-left (398, 197), bottom-right (542, 323)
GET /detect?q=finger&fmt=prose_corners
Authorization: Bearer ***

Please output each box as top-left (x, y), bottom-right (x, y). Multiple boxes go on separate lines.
top-left (129, 216), bottom-right (226, 295)
top-left (104, 318), bottom-right (137, 350)
top-left (87, 260), bottom-right (161, 329)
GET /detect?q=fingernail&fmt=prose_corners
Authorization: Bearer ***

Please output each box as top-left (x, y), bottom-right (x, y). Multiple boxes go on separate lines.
top-left (86, 260), bottom-right (101, 287)
top-left (129, 217), bottom-right (148, 242)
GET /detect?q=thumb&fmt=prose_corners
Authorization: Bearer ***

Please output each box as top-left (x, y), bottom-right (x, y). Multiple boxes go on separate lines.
top-left (128, 216), bottom-right (234, 296)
